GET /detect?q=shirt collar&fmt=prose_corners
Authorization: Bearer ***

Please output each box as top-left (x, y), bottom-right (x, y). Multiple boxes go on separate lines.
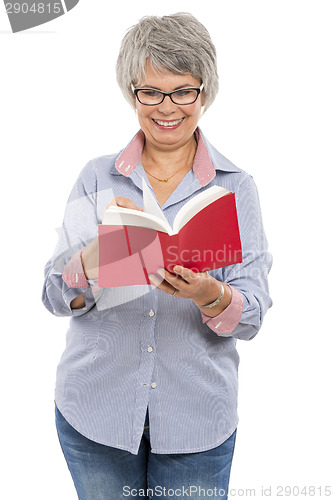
top-left (114, 127), bottom-right (239, 187)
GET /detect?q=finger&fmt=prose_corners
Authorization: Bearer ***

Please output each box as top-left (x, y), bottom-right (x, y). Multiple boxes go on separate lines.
top-left (148, 273), bottom-right (164, 288)
top-left (157, 268), bottom-right (190, 292)
top-left (116, 197), bottom-right (143, 211)
top-left (105, 197), bottom-right (143, 212)
top-left (172, 265), bottom-right (201, 284)
top-left (149, 273), bottom-right (177, 295)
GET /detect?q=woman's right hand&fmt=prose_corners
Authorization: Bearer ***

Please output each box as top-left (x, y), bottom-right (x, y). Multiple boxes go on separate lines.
top-left (81, 197), bottom-right (143, 280)
top-left (104, 197), bottom-right (144, 213)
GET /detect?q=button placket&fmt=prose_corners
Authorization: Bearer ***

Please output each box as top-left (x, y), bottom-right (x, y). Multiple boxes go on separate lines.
top-left (131, 292), bottom-right (158, 450)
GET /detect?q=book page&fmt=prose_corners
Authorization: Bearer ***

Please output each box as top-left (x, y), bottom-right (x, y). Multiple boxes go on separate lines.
top-left (142, 177), bottom-right (170, 227)
top-left (173, 185), bottom-right (230, 233)
top-left (102, 206), bottom-right (171, 233)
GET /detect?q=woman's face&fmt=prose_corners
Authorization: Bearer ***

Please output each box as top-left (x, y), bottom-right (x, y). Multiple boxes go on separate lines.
top-left (134, 63), bottom-right (204, 152)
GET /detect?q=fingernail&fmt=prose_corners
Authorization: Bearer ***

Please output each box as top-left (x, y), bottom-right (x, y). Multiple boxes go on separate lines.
top-left (157, 269), bottom-right (165, 278)
top-left (149, 275), bottom-right (158, 285)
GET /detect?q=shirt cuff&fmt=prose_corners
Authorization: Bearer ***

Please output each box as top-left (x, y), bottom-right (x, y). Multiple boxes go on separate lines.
top-left (201, 285), bottom-right (244, 335)
top-left (62, 249), bottom-right (89, 289)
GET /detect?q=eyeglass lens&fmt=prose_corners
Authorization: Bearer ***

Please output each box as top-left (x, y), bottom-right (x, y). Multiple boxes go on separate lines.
top-left (137, 89), bottom-right (199, 105)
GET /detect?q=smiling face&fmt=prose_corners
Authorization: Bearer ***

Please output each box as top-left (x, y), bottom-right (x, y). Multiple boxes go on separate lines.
top-left (134, 62), bottom-right (204, 152)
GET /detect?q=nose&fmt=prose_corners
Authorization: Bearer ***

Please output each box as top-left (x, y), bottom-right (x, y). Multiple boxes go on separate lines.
top-left (156, 95), bottom-right (177, 115)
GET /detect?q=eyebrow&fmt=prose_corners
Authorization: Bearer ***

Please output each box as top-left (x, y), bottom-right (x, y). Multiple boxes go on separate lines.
top-left (139, 84), bottom-right (195, 91)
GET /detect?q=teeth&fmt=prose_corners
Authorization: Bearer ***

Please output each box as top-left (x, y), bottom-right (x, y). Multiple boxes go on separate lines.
top-left (153, 118), bottom-right (183, 127)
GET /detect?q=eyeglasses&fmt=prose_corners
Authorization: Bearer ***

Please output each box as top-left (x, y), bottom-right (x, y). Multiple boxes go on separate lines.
top-left (132, 84), bottom-right (204, 106)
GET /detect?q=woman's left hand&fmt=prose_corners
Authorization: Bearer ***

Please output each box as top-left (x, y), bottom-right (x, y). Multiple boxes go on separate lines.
top-left (149, 265), bottom-right (227, 310)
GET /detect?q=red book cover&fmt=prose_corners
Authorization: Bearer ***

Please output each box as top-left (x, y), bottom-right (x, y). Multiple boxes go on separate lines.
top-left (98, 193), bottom-right (242, 288)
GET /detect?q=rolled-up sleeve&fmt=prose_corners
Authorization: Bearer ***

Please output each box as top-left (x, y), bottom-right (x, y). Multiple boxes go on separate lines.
top-left (42, 160), bottom-right (100, 317)
top-left (62, 249), bottom-right (90, 289)
top-left (201, 285), bottom-right (244, 335)
top-left (204, 174), bottom-right (272, 340)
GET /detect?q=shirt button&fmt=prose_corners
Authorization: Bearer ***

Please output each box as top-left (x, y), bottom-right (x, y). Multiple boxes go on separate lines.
top-left (147, 346), bottom-right (153, 353)
top-left (151, 382), bottom-right (157, 389)
top-left (148, 309), bottom-right (155, 317)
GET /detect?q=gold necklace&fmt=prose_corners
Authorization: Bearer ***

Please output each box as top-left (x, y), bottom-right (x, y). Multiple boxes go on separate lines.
top-left (144, 164), bottom-right (191, 182)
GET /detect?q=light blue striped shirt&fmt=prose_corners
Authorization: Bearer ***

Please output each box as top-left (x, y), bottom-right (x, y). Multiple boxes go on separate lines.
top-left (42, 128), bottom-right (272, 455)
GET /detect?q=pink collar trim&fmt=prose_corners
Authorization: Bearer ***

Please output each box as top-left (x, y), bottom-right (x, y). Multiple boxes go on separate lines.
top-left (115, 128), bottom-right (216, 187)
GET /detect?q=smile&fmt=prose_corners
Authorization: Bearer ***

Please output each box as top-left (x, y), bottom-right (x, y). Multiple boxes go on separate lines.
top-left (152, 118), bottom-right (184, 127)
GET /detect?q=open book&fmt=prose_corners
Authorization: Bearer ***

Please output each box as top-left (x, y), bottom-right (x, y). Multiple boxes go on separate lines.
top-left (98, 179), bottom-right (242, 287)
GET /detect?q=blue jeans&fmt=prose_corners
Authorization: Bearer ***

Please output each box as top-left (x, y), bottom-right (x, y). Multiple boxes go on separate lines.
top-left (55, 405), bottom-right (236, 500)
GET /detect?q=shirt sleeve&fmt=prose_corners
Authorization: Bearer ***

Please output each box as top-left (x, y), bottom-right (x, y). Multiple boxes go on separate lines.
top-left (41, 160), bottom-right (101, 317)
top-left (201, 285), bottom-right (244, 335)
top-left (205, 174), bottom-right (273, 340)
top-left (62, 249), bottom-right (89, 289)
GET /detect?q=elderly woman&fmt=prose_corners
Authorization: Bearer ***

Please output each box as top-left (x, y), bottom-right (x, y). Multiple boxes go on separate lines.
top-left (42, 12), bottom-right (272, 500)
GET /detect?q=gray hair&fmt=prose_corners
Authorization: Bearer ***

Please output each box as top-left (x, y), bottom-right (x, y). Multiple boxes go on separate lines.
top-left (116, 13), bottom-right (219, 112)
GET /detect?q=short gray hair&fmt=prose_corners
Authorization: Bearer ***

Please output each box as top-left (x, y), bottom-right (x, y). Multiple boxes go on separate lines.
top-left (116, 13), bottom-right (219, 112)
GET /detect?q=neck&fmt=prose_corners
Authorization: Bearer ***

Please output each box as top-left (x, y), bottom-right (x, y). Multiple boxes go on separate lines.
top-left (141, 135), bottom-right (197, 176)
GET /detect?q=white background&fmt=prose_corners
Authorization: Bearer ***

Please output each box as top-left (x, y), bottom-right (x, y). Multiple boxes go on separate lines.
top-left (1, 1), bottom-right (332, 498)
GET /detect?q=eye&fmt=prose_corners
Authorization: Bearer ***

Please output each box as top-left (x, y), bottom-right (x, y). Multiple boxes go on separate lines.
top-left (173, 89), bottom-right (192, 97)
top-left (140, 89), bottom-right (161, 97)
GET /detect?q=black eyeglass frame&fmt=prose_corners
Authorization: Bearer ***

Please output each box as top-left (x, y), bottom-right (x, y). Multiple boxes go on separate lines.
top-left (132, 84), bottom-right (204, 106)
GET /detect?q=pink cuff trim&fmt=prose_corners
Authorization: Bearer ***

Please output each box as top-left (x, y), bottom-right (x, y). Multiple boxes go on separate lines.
top-left (62, 249), bottom-right (89, 289)
top-left (201, 285), bottom-right (244, 335)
